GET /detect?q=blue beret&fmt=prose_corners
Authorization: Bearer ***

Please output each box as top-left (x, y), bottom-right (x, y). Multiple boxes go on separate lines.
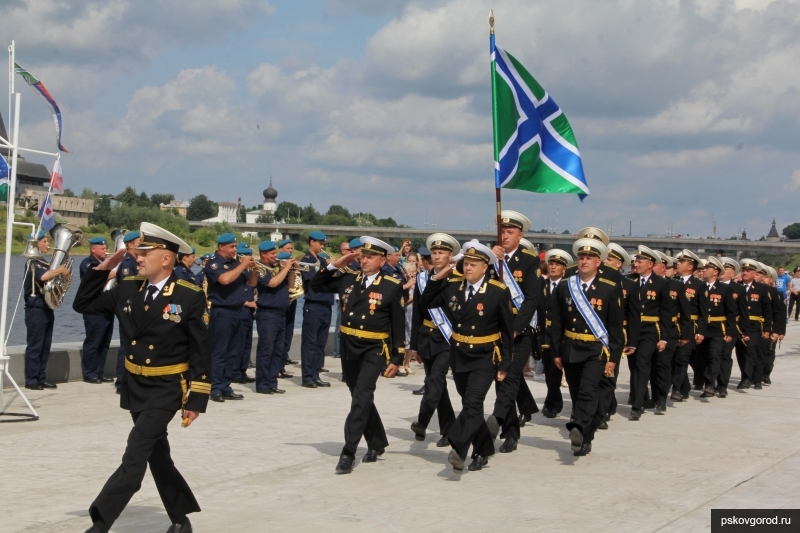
top-left (236, 242), bottom-right (251, 252)
top-left (217, 233), bottom-right (237, 244)
top-left (392, 246), bottom-right (399, 253)
top-left (276, 251), bottom-right (292, 260)
top-left (29, 230), bottom-right (47, 241)
top-left (418, 247), bottom-right (431, 257)
top-left (309, 231), bottom-right (327, 241)
top-left (278, 238), bottom-right (292, 248)
top-left (200, 253), bottom-right (212, 260)
top-left (258, 241), bottom-right (276, 252)
top-left (349, 238), bottom-right (362, 249)
top-left (122, 231), bottom-right (141, 243)
top-left (238, 248), bottom-right (253, 256)
top-left (88, 237), bottom-right (107, 245)
top-left (179, 247), bottom-right (196, 257)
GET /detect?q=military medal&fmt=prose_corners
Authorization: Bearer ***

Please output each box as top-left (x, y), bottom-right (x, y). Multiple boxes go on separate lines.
top-left (476, 302), bottom-right (484, 316)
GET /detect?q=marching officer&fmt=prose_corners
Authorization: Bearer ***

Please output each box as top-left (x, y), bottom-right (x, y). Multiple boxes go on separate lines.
top-left (277, 238), bottom-right (299, 371)
top-left (697, 257), bottom-right (737, 397)
top-left (310, 236), bottom-right (405, 474)
top-left (76, 222), bottom-right (211, 533)
top-left (174, 247), bottom-right (197, 284)
top-left (717, 257), bottom-right (749, 396)
top-left (539, 249), bottom-right (572, 419)
top-left (80, 236), bottom-right (115, 385)
top-left (420, 240), bottom-right (513, 473)
top-left (753, 263), bottom-right (780, 388)
top-left (762, 266), bottom-right (785, 385)
top-left (113, 231), bottom-right (141, 393)
top-left (232, 243), bottom-right (256, 385)
top-left (300, 231), bottom-right (333, 388)
top-left (649, 251), bottom-right (681, 412)
top-left (254, 242), bottom-right (296, 394)
top-left (550, 238), bottom-right (623, 456)
top-left (23, 230), bottom-right (66, 390)
top-left (670, 250), bottom-right (708, 402)
top-left (490, 211), bottom-right (541, 454)
top-left (409, 233), bottom-right (459, 447)
top-left (204, 233), bottom-right (256, 402)
top-left (629, 246), bottom-right (674, 420)
top-left (736, 259), bottom-right (773, 389)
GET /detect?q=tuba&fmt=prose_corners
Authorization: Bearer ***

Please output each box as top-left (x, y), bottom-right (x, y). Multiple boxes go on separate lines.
top-left (21, 237), bottom-right (44, 260)
top-left (43, 223), bottom-right (84, 309)
top-left (103, 229), bottom-right (128, 291)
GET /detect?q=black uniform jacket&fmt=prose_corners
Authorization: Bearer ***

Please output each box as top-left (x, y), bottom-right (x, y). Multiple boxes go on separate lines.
top-left (602, 266), bottom-right (640, 349)
top-left (73, 270), bottom-right (212, 413)
top-left (502, 247), bottom-right (541, 334)
top-left (550, 275), bottom-right (624, 365)
top-left (723, 280), bottom-right (751, 337)
top-left (676, 276), bottom-right (708, 340)
top-left (703, 280), bottom-right (737, 339)
top-left (632, 273), bottom-right (675, 343)
top-left (741, 281), bottom-right (773, 333)
top-left (410, 268), bottom-right (464, 358)
top-left (311, 268), bottom-right (405, 366)
top-left (419, 273), bottom-right (513, 373)
top-left (538, 275), bottom-right (560, 351)
top-left (767, 285), bottom-right (785, 335)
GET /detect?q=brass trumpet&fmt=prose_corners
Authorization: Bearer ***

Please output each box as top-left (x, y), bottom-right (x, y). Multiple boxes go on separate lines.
top-left (280, 260), bottom-right (317, 272)
top-left (236, 254), bottom-right (274, 276)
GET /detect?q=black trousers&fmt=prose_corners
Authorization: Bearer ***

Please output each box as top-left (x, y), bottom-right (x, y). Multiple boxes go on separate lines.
top-left (417, 350), bottom-right (455, 435)
top-left (671, 339), bottom-right (696, 394)
top-left (565, 356), bottom-right (605, 444)
top-left (633, 338), bottom-right (658, 410)
top-left (701, 336), bottom-right (725, 387)
top-left (689, 340), bottom-right (707, 389)
top-left (738, 330), bottom-right (761, 381)
top-left (789, 293), bottom-right (800, 319)
top-left (765, 338), bottom-right (777, 378)
top-left (627, 350), bottom-right (638, 403)
top-left (541, 347), bottom-right (564, 413)
top-left (24, 306), bottom-right (54, 386)
top-left (449, 368), bottom-right (496, 460)
top-left (752, 336), bottom-right (771, 384)
top-left (492, 332), bottom-right (538, 440)
top-left (82, 314), bottom-right (114, 380)
top-left (596, 362), bottom-right (619, 421)
top-left (90, 409), bottom-right (199, 531)
top-left (717, 337), bottom-right (737, 389)
top-left (341, 352), bottom-right (389, 456)
top-left (650, 340), bottom-right (674, 403)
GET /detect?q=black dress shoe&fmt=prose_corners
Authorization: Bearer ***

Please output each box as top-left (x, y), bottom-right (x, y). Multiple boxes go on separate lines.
top-left (541, 407), bottom-right (557, 418)
top-left (574, 441), bottom-right (592, 456)
top-left (412, 386), bottom-right (426, 395)
top-left (681, 392), bottom-right (690, 400)
top-left (643, 399), bottom-right (656, 409)
top-left (41, 382), bottom-right (58, 389)
top-left (362, 448), bottom-right (385, 463)
top-left (630, 409), bottom-right (642, 420)
top-left (468, 455), bottom-right (489, 471)
top-left (210, 394), bottom-right (225, 402)
top-left (25, 384), bottom-right (44, 390)
top-left (655, 401), bottom-right (666, 414)
top-left (335, 453), bottom-right (355, 474)
top-left (287, 359), bottom-right (299, 365)
top-left (598, 420), bottom-right (608, 430)
top-left (302, 381), bottom-right (318, 388)
top-left (244, 376), bottom-right (255, 383)
top-left (84, 524), bottom-right (106, 533)
top-left (486, 415), bottom-right (500, 439)
top-left (313, 379), bottom-right (331, 387)
top-left (115, 388), bottom-right (121, 395)
top-left (448, 449), bottom-right (465, 472)
top-left (626, 395), bottom-right (634, 405)
top-left (717, 388), bottom-right (728, 398)
top-left (569, 427), bottom-right (583, 452)
top-left (519, 413), bottom-right (532, 427)
top-left (436, 434), bottom-right (449, 447)
top-left (231, 378), bottom-right (247, 384)
top-left (223, 392), bottom-right (244, 400)
top-left (319, 368), bottom-right (329, 373)
top-left (84, 377), bottom-right (102, 384)
top-left (670, 391), bottom-right (683, 402)
top-left (693, 384), bottom-right (704, 391)
top-left (410, 421), bottom-right (426, 441)
top-left (499, 437), bottom-right (518, 453)
top-left (753, 382), bottom-right (762, 390)
top-left (763, 376), bottom-right (772, 385)
top-left (166, 517), bottom-right (193, 533)
top-left (256, 388), bottom-right (274, 394)
top-left (278, 372), bottom-right (293, 379)
top-left (99, 377), bottom-right (114, 383)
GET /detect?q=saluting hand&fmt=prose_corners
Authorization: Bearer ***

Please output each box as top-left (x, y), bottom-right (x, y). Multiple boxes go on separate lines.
top-left (330, 252), bottom-right (357, 269)
top-left (431, 264), bottom-right (453, 281)
top-left (95, 248), bottom-right (126, 271)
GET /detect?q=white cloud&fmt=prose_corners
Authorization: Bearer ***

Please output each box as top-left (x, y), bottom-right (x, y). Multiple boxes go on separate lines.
top-left (632, 146), bottom-right (735, 168)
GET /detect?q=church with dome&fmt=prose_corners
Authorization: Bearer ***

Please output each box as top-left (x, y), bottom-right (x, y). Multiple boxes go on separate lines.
top-left (245, 178), bottom-right (279, 224)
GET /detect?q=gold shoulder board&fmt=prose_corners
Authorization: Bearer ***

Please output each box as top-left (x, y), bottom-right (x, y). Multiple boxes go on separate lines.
top-left (489, 279), bottom-right (507, 289)
top-left (123, 275), bottom-right (146, 281)
top-left (521, 249), bottom-right (538, 257)
top-left (177, 279), bottom-right (202, 292)
top-left (600, 278), bottom-right (616, 286)
top-left (384, 275), bottom-right (401, 284)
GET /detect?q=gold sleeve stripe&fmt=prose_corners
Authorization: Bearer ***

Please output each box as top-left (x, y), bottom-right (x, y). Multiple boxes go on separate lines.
top-left (189, 382), bottom-right (212, 394)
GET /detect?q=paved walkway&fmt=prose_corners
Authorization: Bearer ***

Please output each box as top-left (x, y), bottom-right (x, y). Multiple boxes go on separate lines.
top-left (4, 323), bottom-right (800, 533)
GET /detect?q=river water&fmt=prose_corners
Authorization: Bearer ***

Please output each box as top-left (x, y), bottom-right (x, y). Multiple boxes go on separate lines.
top-left (0, 255), bottom-right (322, 347)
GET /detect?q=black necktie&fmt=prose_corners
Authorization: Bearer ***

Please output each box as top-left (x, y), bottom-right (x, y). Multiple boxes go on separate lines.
top-left (467, 286), bottom-right (475, 301)
top-left (641, 278), bottom-right (646, 288)
top-left (360, 278), bottom-right (367, 290)
top-left (551, 282), bottom-right (557, 293)
top-left (582, 283), bottom-right (588, 293)
top-left (504, 254), bottom-right (510, 263)
top-left (145, 285), bottom-right (158, 305)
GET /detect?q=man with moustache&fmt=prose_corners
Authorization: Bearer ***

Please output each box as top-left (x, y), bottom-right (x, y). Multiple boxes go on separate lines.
top-left (670, 250), bottom-right (708, 402)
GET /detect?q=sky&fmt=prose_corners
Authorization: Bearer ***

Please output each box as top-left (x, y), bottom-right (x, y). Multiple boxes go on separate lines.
top-left (2, 0), bottom-right (800, 239)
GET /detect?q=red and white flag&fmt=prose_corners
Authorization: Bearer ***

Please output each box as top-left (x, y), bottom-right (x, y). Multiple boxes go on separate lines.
top-left (50, 158), bottom-right (64, 194)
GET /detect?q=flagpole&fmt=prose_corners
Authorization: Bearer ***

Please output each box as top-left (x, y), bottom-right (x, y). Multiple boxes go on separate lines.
top-left (490, 10), bottom-right (504, 282)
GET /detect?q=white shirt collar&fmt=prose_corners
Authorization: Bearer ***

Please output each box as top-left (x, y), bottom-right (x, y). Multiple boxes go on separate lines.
top-left (640, 273), bottom-right (651, 284)
top-left (145, 275), bottom-right (170, 299)
top-left (363, 271), bottom-right (379, 288)
top-left (579, 276), bottom-right (595, 288)
top-left (682, 275), bottom-right (692, 283)
top-left (550, 277), bottom-right (562, 285)
top-left (504, 247), bottom-right (518, 259)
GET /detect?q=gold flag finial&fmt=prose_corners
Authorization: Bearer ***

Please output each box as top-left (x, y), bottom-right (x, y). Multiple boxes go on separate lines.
top-left (489, 9), bottom-right (494, 35)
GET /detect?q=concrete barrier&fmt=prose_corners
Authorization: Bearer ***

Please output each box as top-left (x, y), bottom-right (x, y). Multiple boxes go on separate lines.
top-left (3, 328), bottom-right (337, 388)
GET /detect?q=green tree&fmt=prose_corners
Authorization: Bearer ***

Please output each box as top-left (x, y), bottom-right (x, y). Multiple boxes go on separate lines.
top-left (782, 223), bottom-right (800, 240)
top-left (326, 204), bottom-right (351, 218)
top-left (80, 187), bottom-right (97, 200)
top-left (376, 217), bottom-right (398, 227)
top-left (322, 214), bottom-right (351, 226)
top-left (561, 229), bottom-right (571, 234)
top-left (301, 203), bottom-right (321, 224)
top-left (256, 212), bottom-right (274, 224)
top-left (137, 191), bottom-right (152, 207)
top-left (187, 194), bottom-right (218, 221)
top-left (276, 201), bottom-right (301, 223)
top-left (62, 188), bottom-right (76, 197)
top-left (116, 186), bottom-right (140, 206)
top-left (150, 193), bottom-right (174, 206)
top-left (89, 196), bottom-right (113, 226)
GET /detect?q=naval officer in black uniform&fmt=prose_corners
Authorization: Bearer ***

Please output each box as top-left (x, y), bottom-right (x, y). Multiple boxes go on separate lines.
top-left (310, 236), bottom-right (405, 474)
top-left (670, 250), bottom-right (708, 401)
top-left (539, 248), bottom-right (572, 419)
top-left (550, 238), bottom-right (623, 456)
top-left (737, 259), bottom-right (773, 389)
top-left (75, 222), bottom-right (211, 533)
top-left (489, 210), bottom-right (541, 454)
top-left (114, 231), bottom-right (141, 393)
top-left (698, 256), bottom-right (737, 397)
top-left (420, 240), bottom-right (513, 473)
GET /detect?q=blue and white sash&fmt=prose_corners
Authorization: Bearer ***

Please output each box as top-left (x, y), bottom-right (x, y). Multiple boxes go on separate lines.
top-left (494, 260), bottom-right (537, 328)
top-left (567, 275), bottom-right (609, 349)
top-left (417, 270), bottom-right (453, 342)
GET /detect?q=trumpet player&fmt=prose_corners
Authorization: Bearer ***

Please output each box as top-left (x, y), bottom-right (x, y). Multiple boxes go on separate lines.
top-left (79, 236), bottom-right (115, 385)
top-left (277, 239), bottom-right (300, 372)
top-left (23, 230), bottom-right (68, 390)
top-left (174, 246), bottom-right (197, 284)
top-left (255, 242), bottom-right (297, 394)
top-left (113, 231), bottom-right (140, 394)
top-left (233, 243), bottom-right (257, 386)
